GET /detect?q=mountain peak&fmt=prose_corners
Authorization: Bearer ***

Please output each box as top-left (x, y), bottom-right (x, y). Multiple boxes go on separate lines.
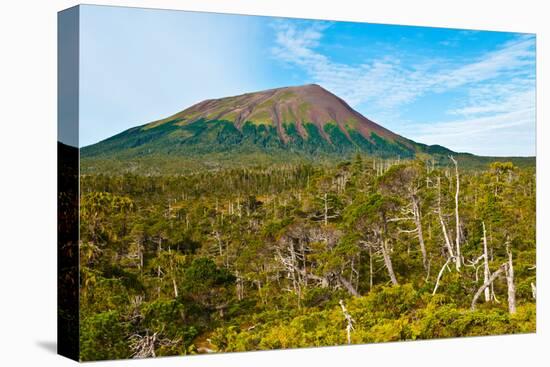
top-left (146, 84), bottom-right (402, 144)
top-left (83, 84), bottom-right (444, 167)
top-left (276, 83), bottom-right (324, 91)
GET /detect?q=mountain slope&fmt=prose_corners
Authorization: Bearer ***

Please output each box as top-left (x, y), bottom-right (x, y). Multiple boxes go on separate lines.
top-left (81, 84), bottom-right (533, 173)
top-left (83, 85), bottom-right (431, 157)
top-left (145, 84), bottom-right (402, 143)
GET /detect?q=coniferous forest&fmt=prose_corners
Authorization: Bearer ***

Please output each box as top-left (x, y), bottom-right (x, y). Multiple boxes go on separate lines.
top-left (78, 156), bottom-right (536, 360)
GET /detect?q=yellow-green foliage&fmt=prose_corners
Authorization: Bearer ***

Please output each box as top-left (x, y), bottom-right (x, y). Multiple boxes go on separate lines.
top-left (247, 110), bottom-right (273, 125)
top-left (344, 117), bottom-right (359, 129)
top-left (209, 285), bottom-right (535, 352)
top-left (78, 159), bottom-right (536, 360)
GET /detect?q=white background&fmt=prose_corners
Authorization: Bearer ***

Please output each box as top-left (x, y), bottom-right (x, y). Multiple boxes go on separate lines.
top-left (0, 0), bottom-right (547, 365)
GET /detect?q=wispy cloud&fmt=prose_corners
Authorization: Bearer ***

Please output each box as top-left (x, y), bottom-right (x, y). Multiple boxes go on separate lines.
top-left (272, 21), bottom-right (534, 109)
top-left (270, 21), bottom-right (535, 155)
top-left (434, 36), bottom-right (535, 89)
top-left (403, 106), bottom-right (535, 156)
top-left (410, 86), bottom-right (536, 156)
top-left (449, 85), bottom-right (535, 117)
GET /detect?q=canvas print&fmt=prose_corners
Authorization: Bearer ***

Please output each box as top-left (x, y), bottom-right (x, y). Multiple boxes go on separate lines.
top-left (58, 4), bottom-right (536, 362)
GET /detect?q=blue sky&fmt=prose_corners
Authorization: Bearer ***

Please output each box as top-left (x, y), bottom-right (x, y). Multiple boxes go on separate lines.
top-left (79, 5), bottom-right (536, 156)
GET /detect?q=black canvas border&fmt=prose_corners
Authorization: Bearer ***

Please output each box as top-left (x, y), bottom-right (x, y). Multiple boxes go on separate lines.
top-left (57, 5), bottom-right (80, 361)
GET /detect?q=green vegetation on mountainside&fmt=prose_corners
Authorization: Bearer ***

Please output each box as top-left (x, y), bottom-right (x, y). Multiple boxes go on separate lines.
top-left (81, 119), bottom-right (534, 175)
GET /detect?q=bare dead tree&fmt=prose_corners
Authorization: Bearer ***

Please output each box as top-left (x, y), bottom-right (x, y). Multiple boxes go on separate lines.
top-left (276, 225), bottom-right (362, 298)
top-left (378, 164), bottom-right (429, 275)
top-left (369, 245), bottom-right (374, 290)
top-left (334, 171), bottom-right (350, 194)
top-left (381, 236), bottom-right (398, 285)
top-left (471, 264), bottom-right (506, 311)
top-left (322, 192), bottom-right (331, 226)
top-left (337, 274), bottom-right (360, 296)
top-left (505, 242), bottom-right (517, 314)
top-left (276, 242), bottom-right (303, 304)
top-left (156, 238), bottom-right (163, 298)
top-left (432, 256), bottom-right (453, 295)
top-left (412, 196), bottom-right (428, 273)
top-left (275, 226), bottom-right (321, 302)
top-left (167, 245), bottom-right (178, 299)
top-left (235, 270), bottom-right (244, 301)
top-left (470, 242), bottom-right (517, 315)
top-left (359, 224), bottom-right (398, 287)
top-left (310, 192), bottom-right (340, 226)
top-left (466, 254), bottom-right (481, 280)
top-left (466, 225), bottom-right (495, 305)
top-left (212, 230), bottom-right (223, 259)
top-left (482, 221), bottom-right (490, 302)
top-left (129, 329), bottom-right (180, 359)
top-left (436, 176), bottom-right (455, 259)
top-left (339, 299), bottom-right (355, 344)
top-left (130, 330), bottom-right (158, 358)
top-left (129, 295), bottom-right (143, 322)
top-left (449, 156), bottom-right (462, 271)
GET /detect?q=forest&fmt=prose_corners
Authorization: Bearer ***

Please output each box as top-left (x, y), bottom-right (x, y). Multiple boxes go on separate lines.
top-left (78, 156), bottom-right (536, 360)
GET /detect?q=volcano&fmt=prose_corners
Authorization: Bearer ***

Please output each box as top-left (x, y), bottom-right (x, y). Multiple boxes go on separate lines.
top-left (144, 83), bottom-right (404, 144)
top-left (81, 84), bottom-right (531, 172)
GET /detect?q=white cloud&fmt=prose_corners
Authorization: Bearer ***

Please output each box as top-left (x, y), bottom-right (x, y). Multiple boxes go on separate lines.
top-left (272, 22), bottom-right (534, 110)
top-left (433, 36), bottom-right (535, 89)
top-left (449, 87), bottom-right (535, 117)
top-left (270, 22), bottom-right (535, 155)
top-left (404, 107), bottom-right (535, 156)
top-left (400, 86), bottom-right (535, 156)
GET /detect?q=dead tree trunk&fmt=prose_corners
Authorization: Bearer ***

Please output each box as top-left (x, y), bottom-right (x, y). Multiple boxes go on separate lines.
top-left (505, 243), bottom-right (517, 314)
top-left (482, 221), bottom-right (490, 302)
top-left (412, 197), bottom-right (428, 273)
top-left (381, 238), bottom-right (398, 285)
top-left (130, 330), bottom-right (158, 358)
top-left (337, 274), bottom-right (360, 296)
top-left (471, 265), bottom-right (506, 311)
top-left (130, 330), bottom-right (180, 359)
top-left (351, 256), bottom-right (359, 291)
top-left (437, 176), bottom-right (455, 259)
top-left (324, 193), bottom-right (329, 226)
top-left (167, 245), bottom-right (178, 299)
top-left (139, 246), bottom-right (144, 272)
top-left (339, 299), bottom-right (355, 345)
top-left (369, 246), bottom-right (374, 290)
top-left (288, 242), bottom-right (302, 304)
top-left (432, 256), bottom-right (452, 295)
top-left (319, 192), bottom-right (338, 225)
top-left (157, 238), bottom-right (163, 298)
top-left (276, 241), bottom-right (304, 307)
top-left (172, 279), bottom-right (179, 298)
top-left (449, 156), bottom-right (461, 271)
